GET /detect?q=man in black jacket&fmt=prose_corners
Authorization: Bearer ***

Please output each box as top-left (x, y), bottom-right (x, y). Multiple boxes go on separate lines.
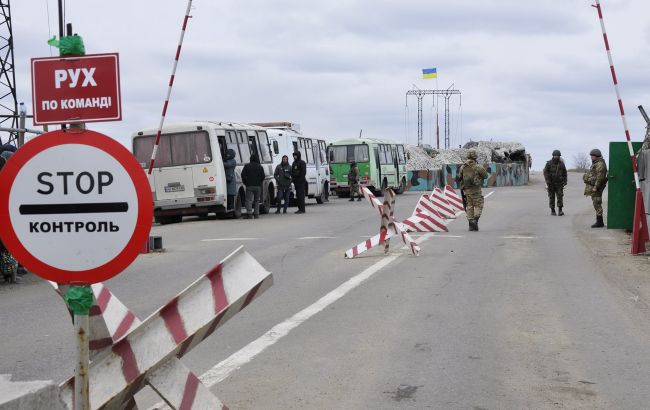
top-left (291, 151), bottom-right (307, 214)
top-left (241, 154), bottom-right (265, 219)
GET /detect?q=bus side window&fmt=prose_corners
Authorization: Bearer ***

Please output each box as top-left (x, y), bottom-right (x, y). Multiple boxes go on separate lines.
top-left (248, 135), bottom-right (259, 158)
top-left (273, 140), bottom-right (279, 155)
top-left (217, 135), bottom-right (227, 160)
top-left (238, 131), bottom-right (251, 163)
top-left (256, 131), bottom-right (272, 163)
top-left (226, 131), bottom-right (242, 164)
top-left (292, 141), bottom-right (298, 153)
top-left (305, 139), bottom-right (314, 164)
top-left (397, 145), bottom-right (406, 164)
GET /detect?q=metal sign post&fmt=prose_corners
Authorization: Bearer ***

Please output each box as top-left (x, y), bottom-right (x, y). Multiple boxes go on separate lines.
top-left (63, 285), bottom-right (93, 410)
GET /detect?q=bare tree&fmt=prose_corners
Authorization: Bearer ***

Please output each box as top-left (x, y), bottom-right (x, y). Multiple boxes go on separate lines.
top-left (572, 152), bottom-right (590, 172)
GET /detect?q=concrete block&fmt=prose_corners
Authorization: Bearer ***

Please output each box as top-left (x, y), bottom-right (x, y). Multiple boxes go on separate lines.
top-left (0, 374), bottom-right (66, 410)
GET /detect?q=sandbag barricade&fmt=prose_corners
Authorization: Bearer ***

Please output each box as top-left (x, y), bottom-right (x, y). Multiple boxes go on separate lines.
top-left (53, 247), bottom-right (272, 410)
top-left (345, 187), bottom-right (420, 258)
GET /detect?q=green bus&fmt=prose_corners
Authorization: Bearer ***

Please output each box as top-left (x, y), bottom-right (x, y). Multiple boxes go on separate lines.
top-left (327, 138), bottom-right (407, 196)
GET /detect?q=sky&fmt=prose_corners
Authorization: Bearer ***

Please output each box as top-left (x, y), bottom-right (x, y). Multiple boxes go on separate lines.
top-left (9, 0), bottom-right (650, 170)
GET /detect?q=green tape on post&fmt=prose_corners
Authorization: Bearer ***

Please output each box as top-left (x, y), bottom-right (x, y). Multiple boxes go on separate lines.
top-left (64, 286), bottom-right (93, 316)
top-left (47, 35), bottom-right (86, 56)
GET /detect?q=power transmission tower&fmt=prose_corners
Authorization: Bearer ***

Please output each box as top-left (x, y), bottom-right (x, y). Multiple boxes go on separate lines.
top-left (0, 0), bottom-right (17, 146)
top-left (406, 86), bottom-right (460, 149)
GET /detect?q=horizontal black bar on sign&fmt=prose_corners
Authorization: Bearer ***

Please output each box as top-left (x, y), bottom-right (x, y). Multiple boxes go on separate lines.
top-left (19, 202), bottom-right (129, 215)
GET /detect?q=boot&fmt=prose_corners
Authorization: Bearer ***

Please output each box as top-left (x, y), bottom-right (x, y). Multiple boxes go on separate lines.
top-left (283, 208), bottom-right (287, 214)
top-left (275, 209), bottom-right (281, 214)
top-left (474, 217), bottom-right (480, 232)
top-left (349, 198), bottom-right (354, 202)
top-left (357, 197), bottom-right (362, 201)
top-left (551, 207), bottom-right (556, 216)
top-left (468, 220), bottom-right (476, 231)
top-left (558, 207), bottom-right (564, 216)
top-left (591, 215), bottom-right (604, 228)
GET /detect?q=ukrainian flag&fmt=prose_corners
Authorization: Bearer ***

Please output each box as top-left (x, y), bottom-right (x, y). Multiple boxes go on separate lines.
top-left (422, 68), bottom-right (437, 79)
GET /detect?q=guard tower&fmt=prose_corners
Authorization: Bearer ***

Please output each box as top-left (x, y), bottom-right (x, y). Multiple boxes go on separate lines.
top-left (0, 0), bottom-right (18, 145)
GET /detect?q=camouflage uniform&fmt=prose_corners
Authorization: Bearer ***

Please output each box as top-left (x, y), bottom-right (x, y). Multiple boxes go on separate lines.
top-left (543, 155), bottom-right (567, 214)
top-left (584, 157), bottom-right (608, 216)
top-left (348, 163), bottom-right (361, 201)
top-left (460, 151), bottom-right (488, 231)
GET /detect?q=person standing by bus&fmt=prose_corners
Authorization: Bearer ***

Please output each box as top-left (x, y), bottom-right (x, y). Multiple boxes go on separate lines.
top-left (348, 162), bottom-right (362, 201)
top-left (241, 154), bottom-right (265, 219)
top-left (274, 155), bottom-right (292, 214)
top-left (224, 149), bottom-right (237, 211)
top-left (292, 151), bottom-right (307, 214)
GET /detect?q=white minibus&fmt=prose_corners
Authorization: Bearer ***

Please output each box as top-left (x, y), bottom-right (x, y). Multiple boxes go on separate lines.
top-left (254, 122), bottom-right (329, 204)
top-left (132, 121), bottom-right (275, 223)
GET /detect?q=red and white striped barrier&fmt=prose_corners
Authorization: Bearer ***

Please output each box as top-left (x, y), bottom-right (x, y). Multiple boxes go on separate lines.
top-left (346, 189), bottom-right (420, 258)
top-left (57, 247), bottom-right (272, 410)
top-left (593, 0), bottom-right (648, 254)
top-left (429, 188), bottom-right (456, 218)
top-left (403, 212), bottom-right (448, 233)
top-left (49, 282), bottom-right (141, 361)
top-left (148, 0), bottom-right (194, 175)
top-left (444, 185), bottom-right (465, 212)
top-left (361, 186), bottom-right (384, 214)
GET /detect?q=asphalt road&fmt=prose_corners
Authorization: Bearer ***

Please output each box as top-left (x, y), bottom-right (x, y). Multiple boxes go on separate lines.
top-left (2, 172), bottom-right (650, 409)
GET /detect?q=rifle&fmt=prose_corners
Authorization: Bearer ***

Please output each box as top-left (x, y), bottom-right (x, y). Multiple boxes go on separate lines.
top-left (460, 188), bottom-right (467, 211)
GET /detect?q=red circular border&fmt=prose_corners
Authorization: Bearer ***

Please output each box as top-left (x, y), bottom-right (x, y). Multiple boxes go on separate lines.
top-left (0, 129), bottom-right (152, 284)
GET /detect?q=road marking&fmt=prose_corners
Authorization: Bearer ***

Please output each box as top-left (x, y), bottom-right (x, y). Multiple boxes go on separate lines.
top-left (485, 191), bottom-right (495, 198)
top-left (501, 236), bottom-right (537, 239)
top-left (198, 233), bottom-right (434, 388)
top-left (201, 238), bottom-right (258, 242)
top-left (433, 234), bottom-right (465, 238)
top-left (298, 236), bottom-right (336, 240)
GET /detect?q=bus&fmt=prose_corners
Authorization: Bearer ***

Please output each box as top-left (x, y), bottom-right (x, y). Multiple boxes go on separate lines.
top-left (327, 138), bottom-right (407, 196)
top-left (132, 121), bottom-right (275, 224)
top-left (254, 122), bottom-right (330, 204)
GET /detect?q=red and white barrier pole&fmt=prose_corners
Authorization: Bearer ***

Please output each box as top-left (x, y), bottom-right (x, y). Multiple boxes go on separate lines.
top-left (148, 0), bottom-right (193, 175)
top-left (593, 0), bottom-right (649, 254)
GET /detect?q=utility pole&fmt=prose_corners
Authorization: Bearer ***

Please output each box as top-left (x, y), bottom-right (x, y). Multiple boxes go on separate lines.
top-left (406, 86), bottom-right (461, 148)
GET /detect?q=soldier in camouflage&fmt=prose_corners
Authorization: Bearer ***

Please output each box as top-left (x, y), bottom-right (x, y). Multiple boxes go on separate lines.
top-left (543, 149), bottom-right (567, 216)
top-left (460, 150), bottom-right (488, 231)
top-left (583, 148), bottom-right (608, 228)
top-left (348, 162), bottom-right (362, 201)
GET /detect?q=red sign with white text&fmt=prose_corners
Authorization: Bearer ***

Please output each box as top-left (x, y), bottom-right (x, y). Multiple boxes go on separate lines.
top-left (31, 53), bottom-right (122, 125)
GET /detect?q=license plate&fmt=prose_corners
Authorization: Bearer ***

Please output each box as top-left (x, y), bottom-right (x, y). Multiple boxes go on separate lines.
top-left (164, 185), bottom-right (185, 193)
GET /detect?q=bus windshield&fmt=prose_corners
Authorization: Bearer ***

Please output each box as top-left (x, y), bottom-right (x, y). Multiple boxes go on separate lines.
top-left (329, 145), bottom-right (370, 163)
top-left (133, 131), bottom-right (212, 168)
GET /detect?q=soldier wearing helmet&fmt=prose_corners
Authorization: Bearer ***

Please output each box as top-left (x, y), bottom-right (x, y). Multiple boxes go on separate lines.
top-left (582, 148), bottom-right (608, 227)
top-left (543, 149), bottom-right (567, 216)
top-left (459, 150), bottom-right (488, 231)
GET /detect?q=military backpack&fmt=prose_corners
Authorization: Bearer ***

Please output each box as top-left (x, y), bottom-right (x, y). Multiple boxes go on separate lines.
top-left (461, 164), bottom-right (483, 188)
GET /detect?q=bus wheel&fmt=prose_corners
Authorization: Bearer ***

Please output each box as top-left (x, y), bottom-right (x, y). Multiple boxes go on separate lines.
top-left (396, 177), bottom-right (406, 194)
top-left (316, 182), bottom-right (328, 204)
top-left (233, 192), bottom-right (243, 219)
